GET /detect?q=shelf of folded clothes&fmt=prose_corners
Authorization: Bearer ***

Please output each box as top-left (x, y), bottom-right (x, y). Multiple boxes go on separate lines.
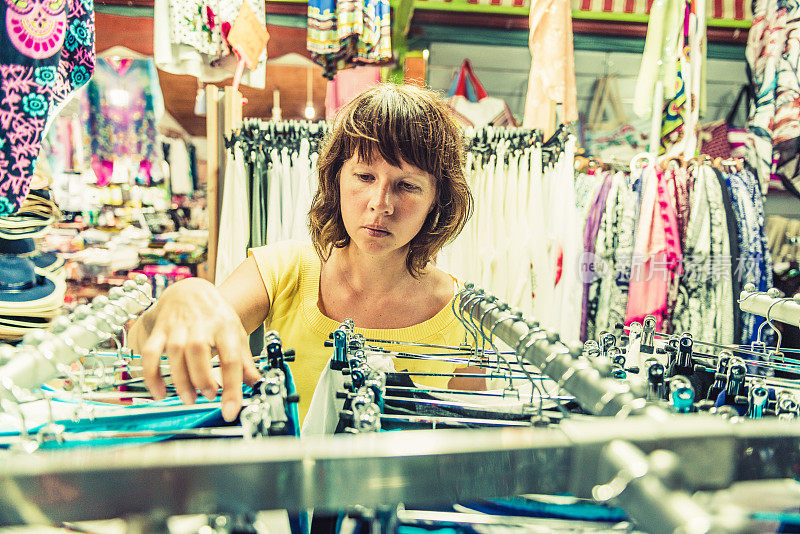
top-left (64, 277), bottom-right (129, 308)
top-left (136, 229), bottom-right (208, 276)
top-left (129, 265), bottom-right (194, 299)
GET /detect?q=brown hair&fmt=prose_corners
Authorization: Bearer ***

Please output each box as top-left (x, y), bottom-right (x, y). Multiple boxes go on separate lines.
top-left (308, 83), bottom-right (473, 277)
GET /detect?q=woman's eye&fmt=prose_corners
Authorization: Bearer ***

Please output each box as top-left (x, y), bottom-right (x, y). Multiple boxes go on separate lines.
top-left (400, 182), bottom-right (419, 191)
top-left (356, 173), bottom-right (373, 182)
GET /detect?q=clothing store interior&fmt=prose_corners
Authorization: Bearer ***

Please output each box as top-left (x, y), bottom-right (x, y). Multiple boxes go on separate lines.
top-left (3, 0), bottom-right (800, 532)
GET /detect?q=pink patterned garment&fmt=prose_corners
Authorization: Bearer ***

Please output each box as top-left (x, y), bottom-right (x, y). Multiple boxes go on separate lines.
top-left (0, 0), bottom-right (95, 215)
top-left (625, 169), bottom-right (683, 330)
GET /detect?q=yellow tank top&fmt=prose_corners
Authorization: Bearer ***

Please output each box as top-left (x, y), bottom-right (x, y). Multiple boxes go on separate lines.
top-left (248, 241), bottom-right (466, 422)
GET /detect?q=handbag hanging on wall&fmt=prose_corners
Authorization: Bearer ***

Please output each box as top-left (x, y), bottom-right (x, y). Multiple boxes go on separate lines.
top-left (698, 84), bottom-right (752, 160)
top-left (582, 74), bottom-right (649, 162)
top-left (446, 59), bottom-right (518, 128)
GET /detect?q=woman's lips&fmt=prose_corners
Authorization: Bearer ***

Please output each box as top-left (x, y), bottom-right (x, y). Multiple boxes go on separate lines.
top-left (364, 225), bottom-right (390, 237)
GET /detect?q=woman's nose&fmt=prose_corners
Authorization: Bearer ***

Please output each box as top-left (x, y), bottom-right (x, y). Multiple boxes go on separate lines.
top-left (368, 182), bottom-right (393, 214)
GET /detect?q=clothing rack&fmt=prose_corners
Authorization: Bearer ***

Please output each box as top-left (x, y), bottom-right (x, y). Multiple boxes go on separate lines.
top-left (579, 150), bottom-right (771, 348)
top-left (0, 276), bottom-right (153, 404)
top-left (6, 285), bottom-right (800, 531)
top-left (210, 115), bottom-right (565, 305)
top-left (455, 285), bottom-right (649, 417)
top-left (3, 413), bottom-right (800, 532)
top-left (225, 119), bottom-right (331, 160)
top-left (739, 289), bottom-right (800, 329)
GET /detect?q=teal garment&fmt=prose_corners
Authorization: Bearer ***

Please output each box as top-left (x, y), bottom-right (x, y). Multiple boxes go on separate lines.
top-left (0, 396), bottom-right (225, 450)
top-left (480, 497), bottom-right (627, 522)
top-left (398, 527), bottom-right (468, 534)
top-left (283, 362), bottom-right (301, 437)
top-left (1, 363), bottom-right (301, 448)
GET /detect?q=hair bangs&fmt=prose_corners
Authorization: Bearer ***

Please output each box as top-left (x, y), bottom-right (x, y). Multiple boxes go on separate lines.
top-left (339, 89), bottom-right (443, 182)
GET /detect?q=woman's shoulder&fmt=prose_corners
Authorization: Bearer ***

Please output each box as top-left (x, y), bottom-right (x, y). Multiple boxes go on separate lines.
top-left (249, 240), bottom-right (317, 264)
top-left (250, 239), bottom-right (311, 255)
top-left (425, 266), bottom-right (459, 306)
top-left (248, 240), bottom-right (316, 290)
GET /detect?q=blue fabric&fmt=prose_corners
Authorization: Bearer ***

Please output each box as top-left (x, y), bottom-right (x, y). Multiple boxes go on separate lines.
top-left (2, 363), bottom-right (302, 450)
top-left (469, 497), bottom-right (627, 523)
top-left (282, 362), bottom-right (301, 437)
top-left (724, 169), bottom-right (773, 345)
top-left (757, 511), bottom-right (800, 532)
top-left (31, 251), bottom-right (59, 270)
top-left (0, 395), bottom-right (226, 449)
top-left (0, 237), bottom-right (35, 254)
top-left (714, 390), bottom-right (749, 415)
top-left (289, 511), bottom-right (310, 534)
top-left (272, 363), bottom-right (307, 534)
top-left (398, 525), bottom-right (476, 534)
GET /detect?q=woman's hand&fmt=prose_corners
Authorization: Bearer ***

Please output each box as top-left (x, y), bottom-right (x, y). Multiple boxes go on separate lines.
top-left (129, 277), bottom-right (262, 421)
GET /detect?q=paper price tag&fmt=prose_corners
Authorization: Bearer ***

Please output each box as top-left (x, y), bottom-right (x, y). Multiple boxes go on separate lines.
top-left (226, 1), bottom-right (269, 70)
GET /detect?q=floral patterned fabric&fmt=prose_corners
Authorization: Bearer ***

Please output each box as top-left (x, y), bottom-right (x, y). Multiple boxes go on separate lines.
top-left (169, 0), bottom-right (221, 57)
top-left (582, 164), bottom-right (752, 350)
top-left (669, 165), bottom-right (735, 351)
top-left (81, 58), bottom-right (160, 180)
top-left (307, 0), bottom-right (391, 79)
top-left (0, 0), bottom-right (94, 215)
top-left (745, 0), bottom-right (800, 198)
top-left (625, 169), bottom-right (683, 330)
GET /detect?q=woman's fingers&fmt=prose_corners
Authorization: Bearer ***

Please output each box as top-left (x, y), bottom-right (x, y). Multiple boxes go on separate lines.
top-left (215, 328), bottom-right (246, 422)
top-left (185, 336), bottom-right (218, 400)
top-left (140, 326), bottom-right (168, 400)
top-left (243, 348), bottom-right (262, 386)
top-left (165, 327), bottom-right (196, 404)
top-left (129, 285), bottom-right (261, 412)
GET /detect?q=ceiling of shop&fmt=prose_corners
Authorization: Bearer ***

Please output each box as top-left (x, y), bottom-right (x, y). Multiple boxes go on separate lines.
top-left (95, 12), bottom-right (329, 137)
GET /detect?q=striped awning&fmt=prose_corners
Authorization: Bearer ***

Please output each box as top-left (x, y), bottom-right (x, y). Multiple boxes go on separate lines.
top-left (413, 0), bottom-right (751, 23)
top-left (573, 0), bottom-right (750, 21)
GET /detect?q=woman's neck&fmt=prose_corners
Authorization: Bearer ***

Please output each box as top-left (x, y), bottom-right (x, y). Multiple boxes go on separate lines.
top-left (334, 244), bottom-right (419, 295)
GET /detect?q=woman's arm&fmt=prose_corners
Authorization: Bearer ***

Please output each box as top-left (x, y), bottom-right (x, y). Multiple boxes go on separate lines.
top-left (129, 256), bottom-right (270, 421)
top-left (219, 256), bottom-right (271, 335)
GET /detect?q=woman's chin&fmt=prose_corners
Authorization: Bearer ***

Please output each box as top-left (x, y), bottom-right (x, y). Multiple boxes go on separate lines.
top-left (352, 236), bottom-right (406, 257)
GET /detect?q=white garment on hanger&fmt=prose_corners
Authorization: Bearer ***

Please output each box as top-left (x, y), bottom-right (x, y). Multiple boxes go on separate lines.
top-left (489, 143), bottom-right (508, 299)
top-left (477, 154), bottom-right (495, 289)
top-left (291, 139), bottom-right (314, 242)
top-left (528, 146), bottom-right (555, 327)
top-left (511, 149), bottom-right (533, 316)
top-left (168, 139), bottom-right (193, 195)
top-left (215, 147), bottom-right (250, 283)
top-left (551, 138), bottom-right (582, 343)
top-left (438, 139), bottom-right (580, 331)
top-left (266, 148), bottom-right (282, 245)
top-left (279, 148), bottom-right (294, 241)
top-left (301, 353), bottom-right (397, 436)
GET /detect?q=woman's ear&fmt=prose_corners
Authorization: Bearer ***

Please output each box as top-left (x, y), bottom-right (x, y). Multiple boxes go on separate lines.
top-left (428, 207), bottom-right (440, 229)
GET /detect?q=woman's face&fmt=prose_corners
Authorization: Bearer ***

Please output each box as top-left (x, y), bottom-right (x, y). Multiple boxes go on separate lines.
top-left (339, 153), bottom-right (436, 259)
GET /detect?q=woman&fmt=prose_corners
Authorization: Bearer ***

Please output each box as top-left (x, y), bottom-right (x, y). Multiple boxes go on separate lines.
top-left (130, 84), bottom-right (475, 423)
